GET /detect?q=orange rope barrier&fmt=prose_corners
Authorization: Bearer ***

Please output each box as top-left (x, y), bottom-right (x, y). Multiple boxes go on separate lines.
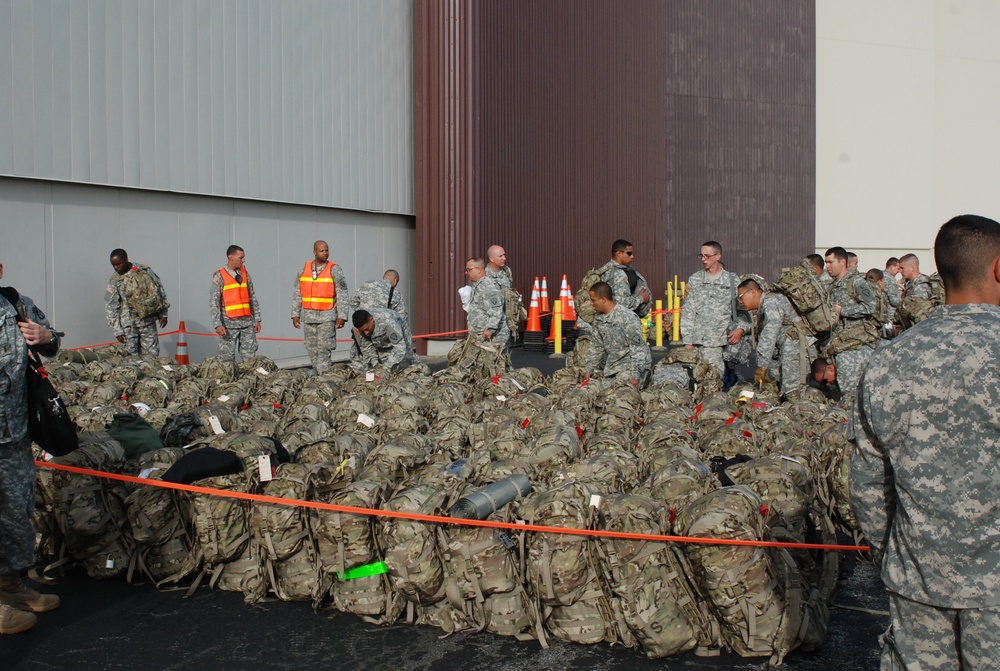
top-left (35, 461), bottom-right (869, 552)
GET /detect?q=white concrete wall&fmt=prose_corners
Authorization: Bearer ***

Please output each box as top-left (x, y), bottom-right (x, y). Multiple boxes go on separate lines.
top-left (0, 176), bottom-right (414, 364)
top-left (816, 0), bottom-right (1000, 274)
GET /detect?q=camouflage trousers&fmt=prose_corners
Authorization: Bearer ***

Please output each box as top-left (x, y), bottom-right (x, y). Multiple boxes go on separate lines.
top-left (694, 345), bottom-right (725, 377)
top-left (123, 320), bottom-right (160, 357)
top-left (218, 322), bottom-right (258, 361)
top-left (881, 591), bottom-right (1000, 671)
top-left (303, 321), bottom-right (338, 373)
top-left (0, 437), bottom-right (37, 574)
top-left (833, 343), bottom-right (876, 395)
top-left (766, 338), bottom-right (817, 398)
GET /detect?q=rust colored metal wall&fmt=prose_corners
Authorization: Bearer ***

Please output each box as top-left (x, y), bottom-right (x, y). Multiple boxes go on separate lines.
top-left (415, 1), bottom-right (815, 339)
top-left (664, 1), bottom-right (816, 285)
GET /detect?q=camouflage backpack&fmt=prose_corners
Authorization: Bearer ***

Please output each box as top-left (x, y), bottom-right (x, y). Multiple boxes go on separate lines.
top-left (593, 493), bottom-right (718, 658)
top-left (574, 262), bottom-right (615, 324)
top-left (896, 272), bottom-right (946, 329)
top-left (771, 261), bottom-right (838, 336)
top-left (120, 264), bottom-right (169, 320)
top-left (35, 432), bottom-right (134, 579)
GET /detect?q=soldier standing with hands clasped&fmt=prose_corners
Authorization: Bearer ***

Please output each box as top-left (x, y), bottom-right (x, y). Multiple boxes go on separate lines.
top-left (291, 240), bottom-right (349, 373)
top-left (211, 245), bottom-right (262, 361)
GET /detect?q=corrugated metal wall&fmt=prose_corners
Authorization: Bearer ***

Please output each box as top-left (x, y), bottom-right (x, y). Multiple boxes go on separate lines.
top-left (664, 1), bottom-right (816, 284)
top-left (415, 0), bottom-right (815, 338)
top-left (0, 0), bottom-right (414, 215)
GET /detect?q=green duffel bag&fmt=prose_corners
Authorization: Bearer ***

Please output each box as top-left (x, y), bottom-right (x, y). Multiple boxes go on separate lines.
top-left (109, 412), bottom-right (165, 460)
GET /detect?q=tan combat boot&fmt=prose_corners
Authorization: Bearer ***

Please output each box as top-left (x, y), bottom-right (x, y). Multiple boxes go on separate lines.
top-left (0, 574), bottom-right (60, 613)
top-left (0, 602), bottom-right (37, 634)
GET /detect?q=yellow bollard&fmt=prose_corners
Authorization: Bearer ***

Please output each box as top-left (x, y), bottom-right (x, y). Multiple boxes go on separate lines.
top-left (551, 300), bottom-right (564, 356)
top-left (654, 299), bottom-right (664, 348)
top-left (666, 283), bottom-right (674, 341)
top-left (672, 282), bottom-right (681, 342)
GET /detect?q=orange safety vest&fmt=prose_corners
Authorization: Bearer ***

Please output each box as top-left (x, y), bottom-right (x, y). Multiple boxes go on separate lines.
top-left (300, 261), bottom-right (336, 311)
top-left (220, 267), bottom-right (253, 318)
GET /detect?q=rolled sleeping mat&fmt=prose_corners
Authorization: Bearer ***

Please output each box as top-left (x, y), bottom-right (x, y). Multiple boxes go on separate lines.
top-left (450, 474), bottom-right (532, 520)
top-left (57, 348), bottom-right (108, 364)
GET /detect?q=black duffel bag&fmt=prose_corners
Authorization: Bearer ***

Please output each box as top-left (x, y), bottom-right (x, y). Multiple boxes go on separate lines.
top-left (26, 350), bottom-right (79, 456)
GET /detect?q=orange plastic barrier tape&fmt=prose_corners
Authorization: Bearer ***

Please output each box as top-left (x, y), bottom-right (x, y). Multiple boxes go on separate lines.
top-left (35, 461), bottom-right (869, 552)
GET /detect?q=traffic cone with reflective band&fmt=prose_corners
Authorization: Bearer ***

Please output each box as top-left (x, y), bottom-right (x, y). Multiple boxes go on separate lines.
top-left (175, 321), bottom-right (190, 365)
top-left (540, 277), bottom-right (550, 313)
top-left (526, 282), bottom-right (542, 332)
top-left (559, 275), bottom-right (571, 318)
top-left (565, 284), bottom-right (578, 322)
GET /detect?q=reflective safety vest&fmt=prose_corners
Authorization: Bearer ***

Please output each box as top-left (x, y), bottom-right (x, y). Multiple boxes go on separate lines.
top-left (220, 267), bottom-right (252, 318)
top-left (300, 261), bottom-right (336, 311)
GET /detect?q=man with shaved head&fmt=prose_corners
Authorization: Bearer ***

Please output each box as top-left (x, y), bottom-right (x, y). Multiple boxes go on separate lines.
top-left (486, 244), bottom-right (522, 352)
top-left (899, 253), bottom-right (933, 300)
top-left (852, 215), bottom-right (1000, 670)
top-left (351, 269), bottom-right (408, 322)
top-left (291, 240), bottom-right (349, 373)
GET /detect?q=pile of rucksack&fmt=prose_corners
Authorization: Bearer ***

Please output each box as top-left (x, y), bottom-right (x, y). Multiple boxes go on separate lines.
top-left (33, 348), bottom-right (861, 666)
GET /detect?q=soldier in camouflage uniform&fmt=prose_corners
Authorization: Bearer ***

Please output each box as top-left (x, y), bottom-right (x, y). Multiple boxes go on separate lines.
top-left (850, 214), bottom-right (1000, 671)
top-left (105, 249), bottom-right (169, 356)
top-left (211, 245), bottom-right (262, 361)
top-left (883, 257), bottom-right (902, 324)
top-left (583, 281), bottom-right (651, 387)
top-left (0, 263), bottom-right (62, 634)
top-left (899, 253), bottom-right (933, 299)
top-left (680, 241), bottom-right (752, 376)
top-left (737, 278), bottom-right (816, 397)
top-left (349, 308), bottom-right (417, 374)
top-left (825, 246), bottom-right (877, 393)
top-left (350, 269), bottom-right (408, 321)
top-left (291, 240), bottom-right (349, 373)
top-left (464, 257), bottom-right (510, 368)
top-left (600, 239), bottom-right (651, 319)
top-left (485, 245), bottom-right (513, 291)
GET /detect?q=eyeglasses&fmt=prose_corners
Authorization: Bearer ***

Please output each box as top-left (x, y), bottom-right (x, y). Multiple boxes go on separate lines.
top-left (618, 250), bottom-right (634, 256)
top-left (464, 267), bottom-right (477, 273)
top-left (737, 291), bottom-right (748, 302)
top-left (698, 253), bottom-right (719, 259)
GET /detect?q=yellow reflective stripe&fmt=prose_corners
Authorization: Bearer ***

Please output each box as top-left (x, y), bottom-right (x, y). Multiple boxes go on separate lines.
top-left (222, 282), bottom-right (247, 290)
top-left (303, 298), bottom-right (334, 305)
top-left (225, 303), bottom-right (251, 311)
top-left (300, 277), bottom-right (334, 283)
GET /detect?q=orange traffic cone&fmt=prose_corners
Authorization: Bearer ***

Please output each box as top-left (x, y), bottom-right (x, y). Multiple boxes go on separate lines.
top-left (526, 280), bottom-right (542, 332)
top-left (559, 275), bottom-right (571, 318)
top-left (175, 321), bottom-right (190, 365)
top-left (540, 277), bottom-right (550, 313)
top-left (565, 283), bottom-right (578, 321)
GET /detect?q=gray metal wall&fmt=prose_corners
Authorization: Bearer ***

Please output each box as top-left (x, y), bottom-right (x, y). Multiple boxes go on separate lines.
top-left (0, 176), bottom-right (415, 363)
top-left (0, 0), bottom-right (414, 215)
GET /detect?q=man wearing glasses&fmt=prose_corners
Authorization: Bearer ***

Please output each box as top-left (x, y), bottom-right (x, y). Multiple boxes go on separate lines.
top-left (680, 241), bottom-right (751, 377)
top-left (464, 258), bottom-right (510, 368)
top-left (599, 239), bottom-right (651, 318)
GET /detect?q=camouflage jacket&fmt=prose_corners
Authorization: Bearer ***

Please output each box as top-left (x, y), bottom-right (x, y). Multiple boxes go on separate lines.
top-left (105, 265), bottom-right (169, 335)
top-left (680, 269), bottom-right (751, 347)
top-left (829, 270), bottom-right (875, 329)
top-left (467, 276), bottom-right (509, 342)
top-left (600, 262), bottom-right (651, 317)
top-left (585, 303), bottom-right (652, 382)
top-left (350, 278), bottom-right (408, 321)
top-left (884, 273), bottom-right (902, 321)
top-left (1, 290), bottom-right (60, 445)
top-left (210, 266), bottom-right (262, 329)
top-left (291, 261), bottom-right (349, 324)
top-left (904, 273), bottom-right (933, 300)
top-left (850, 303), bottom-right (1000, 608)
top-left (486, 265), bottom-right (513, 290)
top-left (754, 291), bottom-right (812, 369)
top-left (351, 307), bottom-right (416, 373)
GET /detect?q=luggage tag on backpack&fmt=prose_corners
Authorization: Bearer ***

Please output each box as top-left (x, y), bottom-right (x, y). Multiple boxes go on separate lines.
top-left (258, 455), bottom-right (274, 482)
top-left (365, 372), bottom-right (376, 382)
top-left (357, 413), bottom-right (376, 428)
top-left (208, 414), bottom-right (226, 435)
top-left (510, 379), bottom-right (525, 391)
top-left (162, 364), bottom-right (174, 371)
top-left (105, 555), bottom-right (116, 570)
top-left (256, 367), bottom-right (270, 376)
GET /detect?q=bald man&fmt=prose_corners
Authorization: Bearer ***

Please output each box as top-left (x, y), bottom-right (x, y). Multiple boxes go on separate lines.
top-left (291, 240), bottom-right (349, 373)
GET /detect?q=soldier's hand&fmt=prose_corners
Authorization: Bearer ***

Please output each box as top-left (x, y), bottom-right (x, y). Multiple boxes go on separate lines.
top-left (254, 321), bottom-right (262, 334)
top-left (19, 320), bottom-right (52, 346)
top-left (640, 287), bottom-right (650, 302)
top-left (628, 378), bottom-right (639, 387)
top-left (292, 317), bottom-right (301, 329)
top-left (754, 367), bottom-right (770, 386)
top-left (482, 329), bottom-right (493, 340)
top-left (684, 344), bottom-right (695, 350)
top-left (833, 304), bottom-right (843, 316)
top-left (215, 326), bottom-right (226, 336)
top-left (727, 328), bottom-right (745, 345)
top-left (159, 316), bottom-right (168, 328)
top-left (335, 318), bottom-right (345, 329)
top-left (116, 334), bottom-right (126, 344)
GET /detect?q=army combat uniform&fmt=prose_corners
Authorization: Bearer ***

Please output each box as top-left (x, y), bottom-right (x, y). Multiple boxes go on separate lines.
top-left (601, 262), bottom-right (651, 318)
top-left (467, 275), bottom-right (509, 368)
top-left (585, 302), bottom-right (652, 386)
top-left (827, 270), bottom-right (877, 393)
top-left (680, 269), bottom-right (752, 376)
top-left (105, 264), bottom-right (168, 356)
top-left (350, 278), bottom-right (408, 321)
top-left (350, 307), bottom-right (417, 374)
top-left (904, 273), bottom-right (933, 300)
top-left (851, 304), bottom-right (1000, 671)
top-left (211, 266), bottom-right (262, 361)
top-left (1, 290), bottom-right (60, 575)
top-left (753, 291), bottom-right (816, 397)
top-left (292, 261), bottom-right (349, 373)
